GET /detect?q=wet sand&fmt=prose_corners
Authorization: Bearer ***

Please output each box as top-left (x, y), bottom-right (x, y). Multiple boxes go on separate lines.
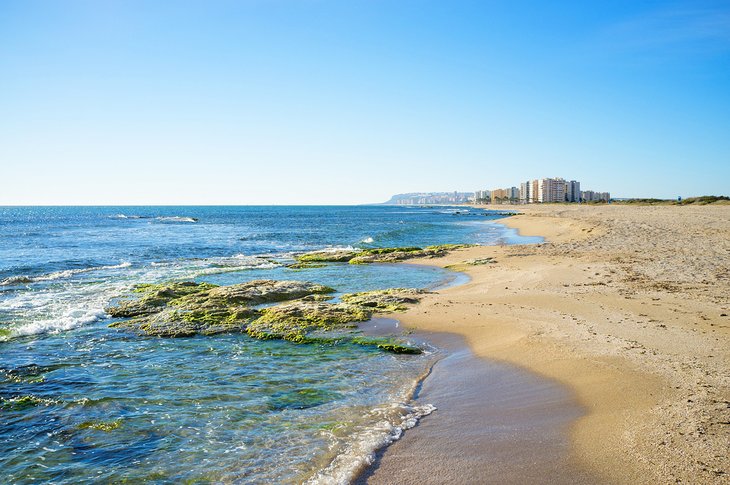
top-left (366, 204), bottom-right (730, 484)
top-left (359, 325), bottom-right (597, 484)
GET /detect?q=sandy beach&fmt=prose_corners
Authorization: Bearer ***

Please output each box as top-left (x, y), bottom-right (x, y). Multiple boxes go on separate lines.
top-left (367, 204), bottom-right (729, 484)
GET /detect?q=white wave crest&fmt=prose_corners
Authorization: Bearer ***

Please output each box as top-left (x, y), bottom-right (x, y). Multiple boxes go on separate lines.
top-left (10, 307), bottom-right (108, 338)
top-left (155, 216), bottom-right (198, 223)
top-left (193, 255), bottom-right (279, 276)
top-left (361, 237), bottom-right (375, 244)
top-left (306, 402), bottom-right (436, 484)
top-left (0, 262), bottom-right (132, 286)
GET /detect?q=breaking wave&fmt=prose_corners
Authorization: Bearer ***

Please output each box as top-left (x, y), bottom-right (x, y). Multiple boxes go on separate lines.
top-left (0, 262), bottom-right (132, 286)
top-left (10, 307), bottom-right (108, 339)
top-left (110, 215), bottom-right (198, 223)
top-left (306, 402), bottom-right (436, 484)
top-left (155, 216), bottom-right (198, 223)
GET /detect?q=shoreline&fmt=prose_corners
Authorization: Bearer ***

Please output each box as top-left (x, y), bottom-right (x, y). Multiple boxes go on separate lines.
top-left (358, 320), bottom-right (596, 484)
top-left (365, 204), bottom-right (729, 483)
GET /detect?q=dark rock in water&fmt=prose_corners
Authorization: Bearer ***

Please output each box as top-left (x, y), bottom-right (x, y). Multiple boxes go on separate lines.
top-left (268, 388), bottom-right (342, 410)
top-left (0, 395), bottom-right (59, 411)
top-left (1, 364), bottom-right (61, 384)
top-left (349, 337), bottom-right (423, 354)
top-left (106, 280), bottom-right (424, 353)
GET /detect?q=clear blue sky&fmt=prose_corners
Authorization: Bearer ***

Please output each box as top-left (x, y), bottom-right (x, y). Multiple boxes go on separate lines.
top-left (1, 0), bottom-right (728, 204)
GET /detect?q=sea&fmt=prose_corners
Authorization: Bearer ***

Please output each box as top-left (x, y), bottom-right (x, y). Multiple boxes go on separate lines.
top-left (0, 205), bottom-right (541, 483)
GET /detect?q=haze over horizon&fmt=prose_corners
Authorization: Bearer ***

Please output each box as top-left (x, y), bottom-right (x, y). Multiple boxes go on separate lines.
top-left (1, 1), bottom-right (728, 205)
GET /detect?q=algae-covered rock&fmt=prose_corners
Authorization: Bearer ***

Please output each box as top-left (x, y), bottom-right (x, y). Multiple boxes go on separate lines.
top-left (297, 250), bottom-right (360, 263)
top-left (1, 364), bottom-right (60, 384)
top-left (340, 288), bottom-right (428, 312)
top-left (106, 279), bottom-right (425, 354)
top-left (296, 245), bottom-right (474, 265)
top-left (78, 420), bottom-right (122, 432)
top-left (247, 302), bottom-right (371, 342)
top-left (110, 306), bottom-right (259, 337)
top-left (0, 395), bottom-right (59, 411)
top-left (268, 388), bottom-right (342, 410)
top-left (349, 337), bottom-right (422, 354)
top-left (107, 280), bottom-right (335, 337)
top-left (286, 262), bottom-right (327, 270)
top-left (106, 281), bottom-right (217, 318)
top-left (169, 280), bottom-right (335, 308)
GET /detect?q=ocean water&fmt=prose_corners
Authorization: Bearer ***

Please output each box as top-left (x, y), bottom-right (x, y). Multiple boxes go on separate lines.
top-left (0, 205), bottom-right (541, 483)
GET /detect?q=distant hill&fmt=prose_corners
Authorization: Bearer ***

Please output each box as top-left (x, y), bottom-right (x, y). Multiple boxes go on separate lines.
top-left (382, 192), bottom-right (474, 205)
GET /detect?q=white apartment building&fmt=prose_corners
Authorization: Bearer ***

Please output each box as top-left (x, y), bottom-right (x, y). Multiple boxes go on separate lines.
top-left (519, 181), bottom-right (531, 203)
top-left (538, 178), bottom-right (567, 203)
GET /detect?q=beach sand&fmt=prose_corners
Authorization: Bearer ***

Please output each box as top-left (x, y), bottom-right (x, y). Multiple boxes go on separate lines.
top-left (366, 204), bottom-right (729, 484)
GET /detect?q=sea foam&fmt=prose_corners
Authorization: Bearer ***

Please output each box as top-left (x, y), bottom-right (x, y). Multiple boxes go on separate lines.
top-left (0, 262), bottom-right (132, 286)
top-left (306, 402), bottom-right (436, 484)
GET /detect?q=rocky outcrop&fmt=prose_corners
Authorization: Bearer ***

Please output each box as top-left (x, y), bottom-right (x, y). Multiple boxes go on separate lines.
top-left (296, 244), bottom-right (474, 265)
top-left (105, 281), bottom-right (426, 353)
top-left (340, 288), bottom-right (429, 312)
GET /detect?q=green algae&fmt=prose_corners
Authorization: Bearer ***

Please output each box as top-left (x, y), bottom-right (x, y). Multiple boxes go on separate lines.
top-left (247, 302), bottom-right (371, 341)
top-left (78, 420), bottom-right (122, 432)
top-left (350, 337), bottom-right (422, 354)
top-left (1, 364), bottom-right (60, 384)
top-left (108, 280), bottom-right (427, 355)
top-left (0, 395), bottom-right (59, 411)
top-left (268, 388), bottom-right (342, 410)
top-left (361, 247), bottom-right (422, 255)
top-left (424, 243), bottom-right (475, 251)
top-left (132, 281), bottom-right (218, 295)
top-left (297, 251), bottom-right (358, 263)
top-left (296, 244), bottom-right (474, 265)
top-left (340, 288), bottom-right (426, 313)
top-left (286, 262), bottom-right (327, 269)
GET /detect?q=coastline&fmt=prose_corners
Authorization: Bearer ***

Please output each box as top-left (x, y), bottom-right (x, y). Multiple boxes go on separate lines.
top-left (366, 204), bottom-right (729, 483)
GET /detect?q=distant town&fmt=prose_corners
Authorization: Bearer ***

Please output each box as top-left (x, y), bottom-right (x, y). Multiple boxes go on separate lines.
top-left (385, 177), bottom-right (610, 205)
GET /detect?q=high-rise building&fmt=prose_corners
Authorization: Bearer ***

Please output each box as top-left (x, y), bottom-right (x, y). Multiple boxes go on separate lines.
top-left (538, 178), bottom-right (567, 203)
top-left (566, 180), bottom-right (580, 202)
top-left (491, 187), bottom-right (519, 204)
top-left (531, 179), bottom-right (540, 203)
top-left (474, 190), bottom-right (491, 204)
top-left (581, 190), bottom-right (611, 202)
top-left (519, 181), bottom-right (531, 204)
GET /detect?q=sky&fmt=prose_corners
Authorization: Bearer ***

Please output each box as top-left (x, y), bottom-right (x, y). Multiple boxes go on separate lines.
top-left (1, 0), bottom-right (728, 204)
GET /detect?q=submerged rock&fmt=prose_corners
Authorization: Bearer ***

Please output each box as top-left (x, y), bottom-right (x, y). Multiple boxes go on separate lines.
top-left (78, 420), bottom-right (122, 432)
top-left (349, 337), bottom-right (423, 354)
top-left (0, 395), bottom-right (59, 411)
top-left (1, 364), bottom-right (61, 384)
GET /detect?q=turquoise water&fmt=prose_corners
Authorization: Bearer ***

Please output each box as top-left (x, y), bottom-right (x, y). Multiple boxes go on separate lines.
top-left (0, 206), bottom-right (541, 483)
